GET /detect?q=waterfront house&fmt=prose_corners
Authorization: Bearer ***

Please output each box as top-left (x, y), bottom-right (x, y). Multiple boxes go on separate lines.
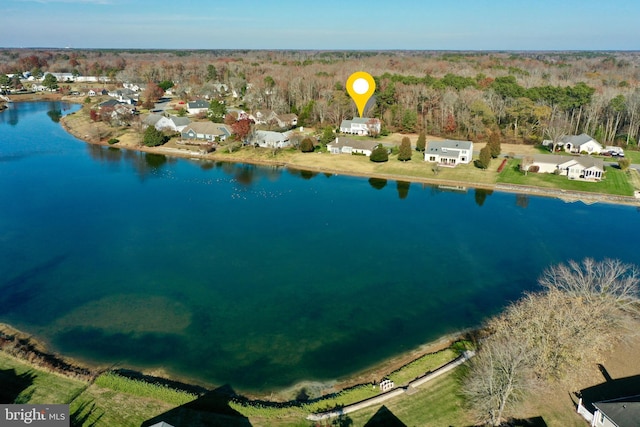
top-left (327, 138), bottom-right (380, 156)
top-left (339, 117), bottom-right (381, 136)
top-left (250, 130), bottom-right (292, 148)
top-left (527, 154), bottom-right (604, 181)
top-left (424, 140), bottom-right (473, 166)
top-left (181, 122), bottom-right (231, 142)
top-left (144, 114), bottom-right (191, 133)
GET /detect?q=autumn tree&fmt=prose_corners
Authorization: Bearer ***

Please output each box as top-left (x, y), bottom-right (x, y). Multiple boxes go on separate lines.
top-left (142, 82), bottom-right (164, 109)
top-left (231, 118), bottom-right (252, 142)
top-left (398, 136), bottom-right (412, 161)
top-left (443, 112), bottom-right (456, 133)
top-left (416, 130), bottom-right (426, 152)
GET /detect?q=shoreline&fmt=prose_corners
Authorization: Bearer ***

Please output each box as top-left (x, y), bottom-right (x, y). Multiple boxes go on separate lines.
top-left (6, 94), bottom-right (639, 207)
top-left (0, 320), bottom-right (470, 402)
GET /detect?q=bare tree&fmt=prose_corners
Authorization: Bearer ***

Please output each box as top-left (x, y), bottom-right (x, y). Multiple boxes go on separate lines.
top-left (464, 337), bottom-right (534, 426)
top-left (538, 258), bottom-right (640, 312)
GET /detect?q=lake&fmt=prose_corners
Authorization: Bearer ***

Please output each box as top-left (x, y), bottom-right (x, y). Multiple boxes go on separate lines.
top-left (1, 101), bottom-right (639, 393)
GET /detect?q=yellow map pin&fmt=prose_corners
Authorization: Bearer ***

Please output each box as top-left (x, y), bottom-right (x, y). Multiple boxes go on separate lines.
top-left (346, 71), bottom-right (376, 118)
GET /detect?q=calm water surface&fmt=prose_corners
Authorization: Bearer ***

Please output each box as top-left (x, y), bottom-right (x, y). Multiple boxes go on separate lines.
top-left (1, 102), bottom-right (639, 392)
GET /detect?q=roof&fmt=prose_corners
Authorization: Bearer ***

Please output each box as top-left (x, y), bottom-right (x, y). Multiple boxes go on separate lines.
top-left (328, 138), bottom-right (379, 151)
top-left (254, 130), bottom-right (288, 144)
top-left (561, 133), bottom-right (601, 147)
top-left (183, 122), bottom-right (230, 136)
top-left (533, 154), bottom-right (604, 170)
top-left (426, 140), bottom-right (473, 156)
top-left (187, 100), bottom-right (209, 108)
top-left (593, 395), bottom-right (640, 427)
top-left (143, 113), bottom-right (163, 126)
top-left (340, 117), bottom-right (379, 127)
top-left (165, 116), bottom-right (190, 126)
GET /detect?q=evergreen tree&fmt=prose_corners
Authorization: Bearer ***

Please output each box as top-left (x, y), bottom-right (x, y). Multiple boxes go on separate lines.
top-left (209, 100), bottom-right (227, 123)
top-left (488, 131), bottom-right (502, 158)
top-left (370, 145), bottom-right (389, 162)
top-left (416, 130), bottom-right (426, 152)
top-left (476, 145), bottom-right (491, 169)
top-left (143, 126), bottom-right (167, 147)
top-left (398, 137), bottom-right (412, 161)
top-left (319, 126), bottom-right (335, 146)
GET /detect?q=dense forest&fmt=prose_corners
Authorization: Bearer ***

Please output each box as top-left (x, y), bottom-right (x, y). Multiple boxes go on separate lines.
top-left (2, 49), bottom-right (639, 145)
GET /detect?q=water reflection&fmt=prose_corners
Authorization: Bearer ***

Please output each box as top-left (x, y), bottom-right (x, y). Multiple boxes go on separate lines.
top-left (396, 180), bottom-right (410, 199)
top-left (368, 177), bottom-right (387, 190)
top-left (474, 188), bottom-right (494, 207)
top-left (516, 194), bottom-right (530, 209)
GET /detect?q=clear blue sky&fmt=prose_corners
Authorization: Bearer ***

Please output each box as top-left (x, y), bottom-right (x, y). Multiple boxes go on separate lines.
top-left (2, 0), bottom-right (639, 50)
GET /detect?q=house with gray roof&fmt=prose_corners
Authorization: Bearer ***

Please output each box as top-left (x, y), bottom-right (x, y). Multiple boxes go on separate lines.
top-left (339, 117), bottom-right (381, 136)
top-left (250, 130), bottom-right (292, 148)
top-left (424, 140), bottom-right (473, 166)
top-left (591, 396), bottom-right (640, 427)
top-left (181, 122), bottom-right (231, 142)
top-left (144, 114), bottom-right (191, 132)
top-left (544, 133), bottom-right (603, 154)
top-left (526, 154), bottom-right (604, 181)
top-left (186, 100), bottom-right (210, 115)
top-left (327, 137), bottom-right (380, 156)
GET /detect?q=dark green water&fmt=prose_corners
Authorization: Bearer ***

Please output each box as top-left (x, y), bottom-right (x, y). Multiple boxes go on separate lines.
top-left (1, 102), bottom-right (639, 392)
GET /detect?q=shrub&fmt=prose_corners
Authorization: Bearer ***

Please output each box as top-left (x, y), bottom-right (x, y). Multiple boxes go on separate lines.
top-left (300, 137), bottom-right (315, 153)
top-left (107, 138), bottom-right (119, 145)
top-left (370, 145), bottom-right (389, 162)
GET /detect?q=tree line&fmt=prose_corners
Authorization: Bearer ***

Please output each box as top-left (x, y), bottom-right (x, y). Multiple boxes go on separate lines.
top-left (2, 49), bottom-right (639, 145)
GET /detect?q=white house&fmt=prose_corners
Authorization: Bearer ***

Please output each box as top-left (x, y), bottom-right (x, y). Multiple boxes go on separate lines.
top-left (249, 109), bottom-right (278, 125)
top-left (250, 130), bottom-right (292, 148)
top-left (186, 100), bottom-right (209, 115)
top-left (543, 133), bottom-right (603, 154)
top-left (339, 118), bottom-right (381, 136)
top-left (577, 395), bottom-right (640, 427)
top-left (424, 140), bottom-right (473, 166)
top-left (326, 138), bottom-right (380, 156)
top-left (527, 154), bottom-right (604, 181)
top-left (144, 114), bottom-right (191, 132)
top-left (181, 122), bottom-right (231, 142)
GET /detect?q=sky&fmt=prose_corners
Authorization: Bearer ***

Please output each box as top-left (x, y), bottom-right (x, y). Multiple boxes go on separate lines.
top-left (2, 0), bottom-right (639, 51)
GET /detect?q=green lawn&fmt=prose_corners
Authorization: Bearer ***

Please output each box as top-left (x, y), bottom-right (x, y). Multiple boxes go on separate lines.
top-left (0, 353), bottom-right (87, 405)
top-left (498, 159), bottom-right (635, 196)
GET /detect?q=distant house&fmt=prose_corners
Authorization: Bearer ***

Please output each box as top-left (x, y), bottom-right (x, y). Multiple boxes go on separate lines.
top-left (424, 140), bottom-right (473, 166)
top-left (181, 122), bottom-right (231, 142)
top-left (250, 130), bottom-right (291, 148)
top-left (327, 138), bottom-right (380, 156)
top-left (527, 154), bottom-right (604, 181)
top-left (88, 88), bottom-right (108, 97)
top-left (186, 100), bottom-right (209, 115)
top-left (249, 109), bottom-right (278, 125)
top-left (144, 114), bottom-right (191, 132)
top-left (339, 118), bottom-right (381, 136)
top-left (108, 88), bottom-right (138, 104)
top-left (275, 113), bottom-right (298, 129)
top-left (544, 133), bottom-right (603, 154)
